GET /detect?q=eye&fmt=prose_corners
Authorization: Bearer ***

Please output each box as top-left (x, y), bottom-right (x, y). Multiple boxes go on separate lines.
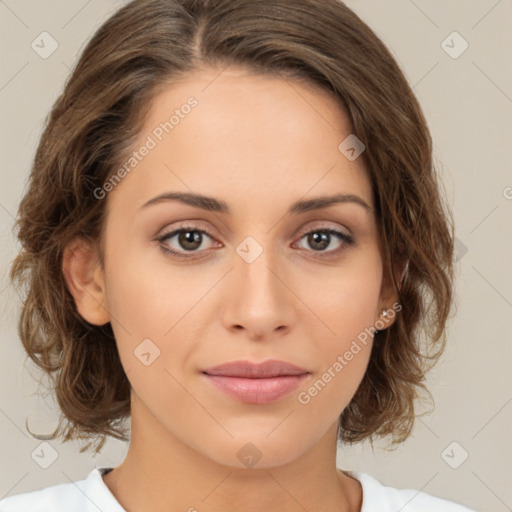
top-left (157, 225), bottom-right (217, 258)
top-left (294, 227), bottom-right (355, 257)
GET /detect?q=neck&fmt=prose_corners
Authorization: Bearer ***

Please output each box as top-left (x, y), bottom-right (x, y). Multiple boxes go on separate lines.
top-left (103, 395), bottom-right (362, 512)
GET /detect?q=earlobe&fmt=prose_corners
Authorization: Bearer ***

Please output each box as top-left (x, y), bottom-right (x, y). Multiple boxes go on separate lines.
top-left (62, 238), bottom-right (110, 326)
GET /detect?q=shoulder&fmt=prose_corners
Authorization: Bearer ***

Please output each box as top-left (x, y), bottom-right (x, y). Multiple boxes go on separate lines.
top-left (347, 470), bottom-right (477, 512)
top-left (0, 468), bottom-right (124, 512)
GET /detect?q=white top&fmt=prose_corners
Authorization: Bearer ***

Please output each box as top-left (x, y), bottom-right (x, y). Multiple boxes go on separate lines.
top-left (0, 467), bottom-right (476, 511)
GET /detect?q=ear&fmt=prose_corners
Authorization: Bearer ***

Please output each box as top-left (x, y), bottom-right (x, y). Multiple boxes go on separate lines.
top-left (62, 237), bottom-right (110, 326)
top-left (375, 256), bottom-right (407, 329)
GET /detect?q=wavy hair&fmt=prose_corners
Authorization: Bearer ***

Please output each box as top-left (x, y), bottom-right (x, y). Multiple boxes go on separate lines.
top-left (10, 0), bottom-right (455, 452)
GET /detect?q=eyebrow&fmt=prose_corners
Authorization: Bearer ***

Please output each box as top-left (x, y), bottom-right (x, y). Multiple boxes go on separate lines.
top-left (139, 191), bottom-right (373, 215)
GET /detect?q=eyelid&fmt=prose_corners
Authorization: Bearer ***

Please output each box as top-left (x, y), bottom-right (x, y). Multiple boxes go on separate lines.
top-left (294, 221), bottom-right (351, 239)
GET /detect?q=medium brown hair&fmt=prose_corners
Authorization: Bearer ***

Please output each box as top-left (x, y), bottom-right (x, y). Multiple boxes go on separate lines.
top-left (10, 0), bottom-right (455, 452)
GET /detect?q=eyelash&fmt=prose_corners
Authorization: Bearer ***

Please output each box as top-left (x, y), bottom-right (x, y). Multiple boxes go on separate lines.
top-left (156, 223), bottom-right (355, 260)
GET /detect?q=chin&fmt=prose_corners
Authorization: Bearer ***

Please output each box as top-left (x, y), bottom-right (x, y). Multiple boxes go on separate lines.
top-left (188, 423), bottom-right (317, 470)
top-left (206, 440), bottom-right (307, 471)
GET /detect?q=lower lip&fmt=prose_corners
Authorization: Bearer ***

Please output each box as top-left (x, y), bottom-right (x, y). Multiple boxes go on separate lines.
top-left (203, 374), bottom-right (309, 404)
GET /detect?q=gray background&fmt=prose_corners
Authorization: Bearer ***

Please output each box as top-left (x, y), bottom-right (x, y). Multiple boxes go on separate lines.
top-left (0, 1), bottom-right (511, 511)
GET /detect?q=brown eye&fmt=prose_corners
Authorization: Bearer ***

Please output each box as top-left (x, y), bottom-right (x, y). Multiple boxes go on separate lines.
top-left (295, 228), bottom-right (355, 256)
top-left (157, 226), bottom-right (216, 257)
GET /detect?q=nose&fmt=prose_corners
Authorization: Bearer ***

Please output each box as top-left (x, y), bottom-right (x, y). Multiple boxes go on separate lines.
top-left (221, 242), bottom-right (296, 341)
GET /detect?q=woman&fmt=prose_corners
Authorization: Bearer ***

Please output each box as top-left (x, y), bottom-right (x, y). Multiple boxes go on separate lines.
top-left (3, 0), bottom-right (476, 510)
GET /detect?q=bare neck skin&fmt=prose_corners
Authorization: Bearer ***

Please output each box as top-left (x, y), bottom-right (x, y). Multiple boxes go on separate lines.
top-left (103, 393), bottom-right (362, 512)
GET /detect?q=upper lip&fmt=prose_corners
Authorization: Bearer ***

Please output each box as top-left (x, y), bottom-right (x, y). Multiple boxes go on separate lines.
top-left (202, 359), bottom-right (309, 378)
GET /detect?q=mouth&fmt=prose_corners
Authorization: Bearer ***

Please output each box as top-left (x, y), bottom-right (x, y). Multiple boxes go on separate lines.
top-left (202, 359), bottom-right (310, 404)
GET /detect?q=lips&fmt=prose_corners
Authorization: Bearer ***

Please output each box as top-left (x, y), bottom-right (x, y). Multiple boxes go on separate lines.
top-left (202, 360), bottom-right (310, 404)
top-left (203, 359), bottom-right (309, 378)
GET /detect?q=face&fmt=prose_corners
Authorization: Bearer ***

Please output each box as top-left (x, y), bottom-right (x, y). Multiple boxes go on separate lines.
top-left (73, 66), bottom-right (397, 469)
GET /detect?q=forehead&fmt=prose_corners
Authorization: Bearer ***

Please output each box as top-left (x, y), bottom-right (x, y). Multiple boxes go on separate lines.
top-left (107, 66), bottom-right (373, 216)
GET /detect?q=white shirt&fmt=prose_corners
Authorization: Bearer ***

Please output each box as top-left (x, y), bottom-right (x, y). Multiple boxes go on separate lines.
top-left (0, 467), bottom-right (476, 511)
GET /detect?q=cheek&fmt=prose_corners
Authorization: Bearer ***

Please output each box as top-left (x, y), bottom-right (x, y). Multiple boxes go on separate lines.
top-left (297, 301), bottom-right (376, 422)
top-left (305, 247), bottom-right (382, 339)
top-left (297, 250), bottom-right (381, 403)
top-left (103, 230), bottom-right (179, 333)
top-left (102, 246), bottom-right (215, 382)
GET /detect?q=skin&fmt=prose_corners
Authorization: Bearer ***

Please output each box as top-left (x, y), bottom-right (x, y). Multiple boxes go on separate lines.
top-left (63, 66), bottom-right (399, 512)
